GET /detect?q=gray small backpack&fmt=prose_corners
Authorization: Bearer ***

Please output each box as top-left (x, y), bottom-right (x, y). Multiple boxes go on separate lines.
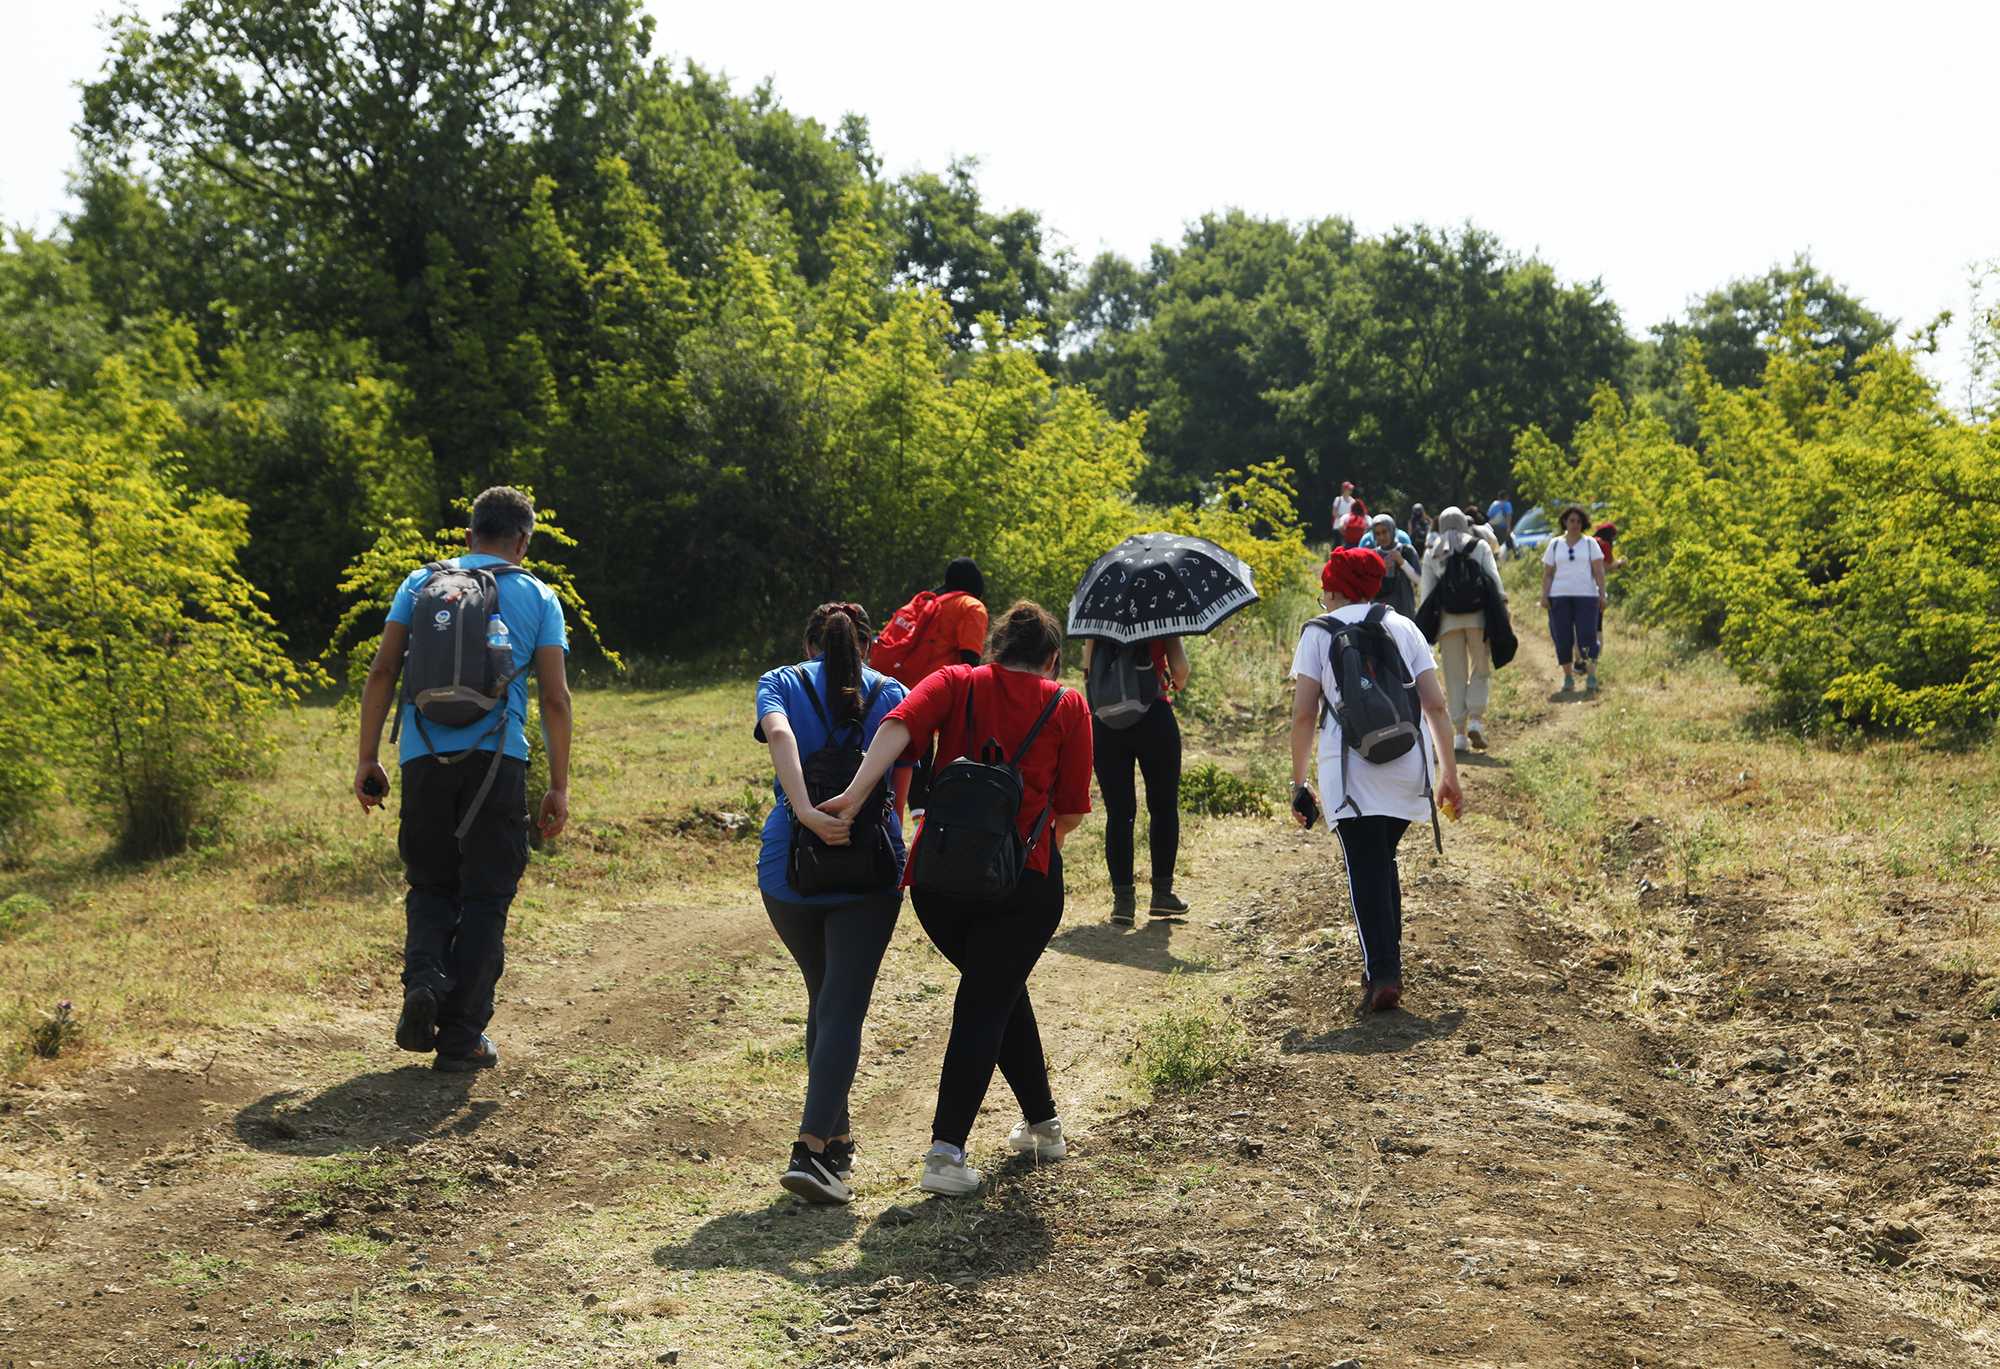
top-left (392, 560), bottom-right (532, 840)
top-left (1085, 640), bottom-right (1159, 729)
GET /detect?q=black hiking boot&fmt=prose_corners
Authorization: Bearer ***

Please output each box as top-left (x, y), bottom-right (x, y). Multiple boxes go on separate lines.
top-left (1110, 886), bottom-right (1136, 928)
top-left (1354, 978), bottom-right (1404, 1018)
top-left (1148, 887), bottom-right (1190, 920)
top-left (394, 987), bottom-right (437, 1053)
top-left (433, 1035), bottom-right (498, 1072)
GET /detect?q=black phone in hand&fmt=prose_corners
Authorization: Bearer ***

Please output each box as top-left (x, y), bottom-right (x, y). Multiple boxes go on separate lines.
top-left (1291, 784), bottom-right (1320, 828)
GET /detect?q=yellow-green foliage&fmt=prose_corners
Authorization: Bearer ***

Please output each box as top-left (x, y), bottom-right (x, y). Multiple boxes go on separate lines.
top-left (0, 347), bottom-right (311, 856)
top-left (1516, 318), bottom-right (2000, 733)
top-left (1163, 460), bottom-right (1316, 615)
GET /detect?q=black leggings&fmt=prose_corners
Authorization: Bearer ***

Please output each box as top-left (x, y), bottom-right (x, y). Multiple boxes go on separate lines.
top-left (1092, 702), bottom-right (1182, 889)
top-left (1334, 816), bottom-right (1409, 982)
top-left (913, 849), bottom-right (1064, 1148)
top-left (762, 891), bottom-right (901, 1140)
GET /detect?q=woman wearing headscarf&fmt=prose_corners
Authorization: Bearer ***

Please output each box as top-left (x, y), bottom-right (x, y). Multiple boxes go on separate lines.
top-left (1288, 549), bottom-right (1461, 1017)
top-left (1364, 513), bottom-right (1421, 617)
top-left (1417, 507), bottom-right (1505, 753)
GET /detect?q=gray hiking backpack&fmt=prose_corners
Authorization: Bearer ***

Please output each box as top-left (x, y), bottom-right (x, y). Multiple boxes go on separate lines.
top-left (1085, 640), bottom-right (1159, 729)
top-left (392, 560), bottom-right (532, 840)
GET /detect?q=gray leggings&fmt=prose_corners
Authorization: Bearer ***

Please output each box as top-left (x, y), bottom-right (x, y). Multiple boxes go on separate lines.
top-left (762, 891), bottom-right (900, 1140)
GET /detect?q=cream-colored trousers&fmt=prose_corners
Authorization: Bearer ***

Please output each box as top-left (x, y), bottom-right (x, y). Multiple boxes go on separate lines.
top-left (1437, 624), bottom-right (1491, 730)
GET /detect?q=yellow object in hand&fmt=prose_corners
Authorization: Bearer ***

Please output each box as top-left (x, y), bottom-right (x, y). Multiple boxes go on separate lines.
top-left (1441, 796), bottom-right (1461, 822)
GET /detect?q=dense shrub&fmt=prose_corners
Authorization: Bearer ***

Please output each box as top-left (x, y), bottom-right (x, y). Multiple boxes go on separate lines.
top-left (1517, 316), bottom-right (2000, 734)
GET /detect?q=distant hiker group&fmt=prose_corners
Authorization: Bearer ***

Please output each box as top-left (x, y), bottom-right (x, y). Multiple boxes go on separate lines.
top-left (348, 484), bottom-right (1613, 1212)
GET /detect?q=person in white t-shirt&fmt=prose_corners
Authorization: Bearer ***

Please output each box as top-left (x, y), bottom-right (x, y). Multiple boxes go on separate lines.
top-left (1330, 481), bottom-right (1355, 531)
top-left (1288, 547), bottom-right (1462, 1018)
top-left (1538, 504), bottom-right (1608, 692)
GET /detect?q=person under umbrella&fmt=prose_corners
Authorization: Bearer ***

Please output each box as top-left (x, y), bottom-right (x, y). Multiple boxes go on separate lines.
top-left (1069, 532), bottom-right (1260, 926)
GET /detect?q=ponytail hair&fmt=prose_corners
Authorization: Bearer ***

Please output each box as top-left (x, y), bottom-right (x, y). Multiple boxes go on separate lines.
top-left (984, 600), bottom-right (1063, 668)
top-left (805, 603), bottom-right (873, 725)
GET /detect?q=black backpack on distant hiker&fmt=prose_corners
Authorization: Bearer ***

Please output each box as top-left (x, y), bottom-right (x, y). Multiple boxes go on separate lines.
top-left (786, 667), bottom-right (897, 896)
top-left (393, 560), bottom-right (533, 842)
top-left (910, 673), bottom-right (1067, 901)
top-left (1435, 542), bottom-right (1491, 615)
top-left (1084, 640), bottom-right (1158, 729)
top-left (1308, 606), bottom-right (1442, 851)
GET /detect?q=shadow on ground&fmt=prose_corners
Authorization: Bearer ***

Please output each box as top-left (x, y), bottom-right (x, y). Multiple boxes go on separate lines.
top-left (1047, 917), bottom-right (1215, 974)
top-left (233, 1068), bottom-right (484, 1152)
top-left (1279, 1005), bottom-right (1466, 1056)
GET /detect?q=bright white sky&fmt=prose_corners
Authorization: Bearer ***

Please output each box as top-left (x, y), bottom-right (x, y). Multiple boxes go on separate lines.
top-left (6, 0), bottom-right (1995, 403)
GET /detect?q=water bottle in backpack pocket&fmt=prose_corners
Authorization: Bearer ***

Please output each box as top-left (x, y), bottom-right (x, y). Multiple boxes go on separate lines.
top-left (784, 668), bottom-right (898, 896)
top-left (1084, 640), bottom-right (1158, 729)
top-left (910, 673), bottom-right (1067, 901)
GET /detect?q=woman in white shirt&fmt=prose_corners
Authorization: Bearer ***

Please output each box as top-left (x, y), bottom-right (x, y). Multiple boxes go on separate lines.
top-left (1539, 505), bottom-right (1607, 692)
top-left (1288, 548), bottom-right (1462, 1018)
top-left (1418, 507), bottom-right (1505, 752)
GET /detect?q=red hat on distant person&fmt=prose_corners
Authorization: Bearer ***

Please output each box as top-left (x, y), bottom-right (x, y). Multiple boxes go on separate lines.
top-left (1321, 547), bottom-right (1385, 602)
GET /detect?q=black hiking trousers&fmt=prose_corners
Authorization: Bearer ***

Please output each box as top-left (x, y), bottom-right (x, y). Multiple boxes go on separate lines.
top-left (914, 848), bottom-right (1064, 1148)
top-left (1092, 700), bottom-right (1182, 891)
top-left (762, 891), bottom-right (902, 1142)
top-left (1334, 814), bottom-right (1410, 984)
top-left (399, 753), bottom-right (530, 1058)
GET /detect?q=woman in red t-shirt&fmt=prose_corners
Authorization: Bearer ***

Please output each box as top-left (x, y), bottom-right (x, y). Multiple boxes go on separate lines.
top-left (821, 601), bottom-right (1092, 1197)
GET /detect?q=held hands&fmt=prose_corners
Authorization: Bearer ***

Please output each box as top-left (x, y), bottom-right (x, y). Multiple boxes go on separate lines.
top-left (801, 801), bottom-right (854, 846)
top-left (354, 759), bottom-right (390, 814)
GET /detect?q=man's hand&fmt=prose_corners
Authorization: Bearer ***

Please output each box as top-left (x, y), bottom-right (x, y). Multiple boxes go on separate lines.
top-left (538, 788), bottom-right (570, 841)
top-left (355, 759), bottom-right (390, 814)
top-left (798, 805), bottom-right (853, 846)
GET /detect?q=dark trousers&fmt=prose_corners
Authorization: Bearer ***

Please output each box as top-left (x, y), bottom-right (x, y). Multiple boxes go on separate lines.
top-left (399, 753), bottom-right (530, 1057)
top-left (1092, 702), bottom-right (1181, 890)
top-left (914, 849), bottom-right (1064, 1148)
top-left (1548, 595), bottom-right (1602, 665)
top-left (1334, 815), bottom-right (1409, 982)
top-left (762, 891), bottom-right (901, 1140)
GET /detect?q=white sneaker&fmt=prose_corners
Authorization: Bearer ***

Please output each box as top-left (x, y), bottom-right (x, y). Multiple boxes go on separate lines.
top-left (919, 1143), bottom-right (982, 1196)
top-left (1466, 720), bottom-right (1487, 752)
top-left (1452, 733), bottom-right (1468, 753)
top-left (1007, 1117), bottom-right (1068, 1159)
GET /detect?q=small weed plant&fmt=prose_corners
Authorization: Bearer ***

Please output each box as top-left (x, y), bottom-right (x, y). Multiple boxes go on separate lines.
top-left (1180, 762), bottom-right (1271, 818)
top-left (1133, 998), bottom-right (1246, 1095)
top-left (29, 999), bottom-right (79, 1058)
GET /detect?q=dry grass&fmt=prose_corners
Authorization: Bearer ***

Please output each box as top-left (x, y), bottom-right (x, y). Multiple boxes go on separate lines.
top-left (0, 679), bottom-right (776, 1080)
top-left (1474, 570), bottom-right (2000, 1016)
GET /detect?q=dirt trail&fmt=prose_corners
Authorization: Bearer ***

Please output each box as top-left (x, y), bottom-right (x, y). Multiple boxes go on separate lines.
top-left (4, 642), bottom-right (1999, 1369)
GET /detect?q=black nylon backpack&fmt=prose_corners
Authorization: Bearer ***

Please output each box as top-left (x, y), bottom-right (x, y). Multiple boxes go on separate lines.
top-left (393, 560), bottom-right (532, 842)
top-left (785, 667), bottom-right (897, 897)
top-left (909, 672), bottom-right (1067, 902)
top-left (1435, 542), bottom-right (1491, 615)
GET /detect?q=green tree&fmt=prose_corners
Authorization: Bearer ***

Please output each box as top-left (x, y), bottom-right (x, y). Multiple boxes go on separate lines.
top-left (0, 349), bottom-right (310, 857)
top-left (894, 158), bottom-right (1067, 352)
top-left (1627, 254), bottom-right (1895, 442)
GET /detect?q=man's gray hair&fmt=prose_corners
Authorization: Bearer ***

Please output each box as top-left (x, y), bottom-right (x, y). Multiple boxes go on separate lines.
top-left (470, 486), bottom-right (536, 546)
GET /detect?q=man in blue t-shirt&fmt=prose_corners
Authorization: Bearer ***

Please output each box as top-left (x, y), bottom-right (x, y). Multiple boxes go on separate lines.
top-left (353, 487), bottom-right (572, 1072)
top-left (1487, 495), bottom-right (1515, 559)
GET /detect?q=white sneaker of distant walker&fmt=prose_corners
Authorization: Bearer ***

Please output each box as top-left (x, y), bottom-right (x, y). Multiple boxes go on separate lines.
top-left (1466, 719), bottom-right (1487, 751)
top-left (1453, 732), bottom-right (1468, 753)
top-left (920, 1143), bottom-right (983, 1196)
top-left (1007, 1117), bottom-right (1068, 1160)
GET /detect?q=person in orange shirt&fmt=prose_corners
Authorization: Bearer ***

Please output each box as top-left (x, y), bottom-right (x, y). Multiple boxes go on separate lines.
top-left (928, 558), bottom-right (989, 674)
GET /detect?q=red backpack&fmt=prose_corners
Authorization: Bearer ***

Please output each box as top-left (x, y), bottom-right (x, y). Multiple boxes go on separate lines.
top-left (873, 591), bottom-right (953, 687)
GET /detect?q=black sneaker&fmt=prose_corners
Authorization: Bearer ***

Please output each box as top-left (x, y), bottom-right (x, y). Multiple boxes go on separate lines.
top-left (1148, 888), bottom-right (1190, 919)
top-left (1354, 978), bottom-right (1404, 1018)
top-left (823, 1136), bottom-right (856, 1182)
top-left (433, 1035), bottom-right (498, 1072)
top-left (780, 1142), bottom-right (853, 1205)
top-left (395, 987), bottom-right (437, 1053)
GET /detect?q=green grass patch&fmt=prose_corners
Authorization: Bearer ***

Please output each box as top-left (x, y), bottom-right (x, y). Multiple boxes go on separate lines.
top-left (1179, 762), bottom-right (1271, 818)
top-left (1132, 1002), bottom-right (1246, 1095)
